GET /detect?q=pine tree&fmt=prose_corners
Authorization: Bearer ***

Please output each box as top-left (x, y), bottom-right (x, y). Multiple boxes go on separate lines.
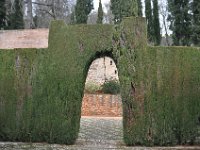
top-left (137, 0), bottom-right (143, 16)
top-left (8, 0), bottom-right (24, 29)
top-left (145, 0), bottom-right (154, 43)
top-left (97, 0), bottom-right (103, 24)
top-left (75, 0), bottom-right (93, 24)
top-left (111, 0), bottom-right (138, 24)
top-left (168, 0), bottom-right (191, 46)
top-left (0, 0), bottom-right (6, 29)
top-left (153, 0), bottom-right (161, 45)
top-left (192, 0), bottom-right (200, 46)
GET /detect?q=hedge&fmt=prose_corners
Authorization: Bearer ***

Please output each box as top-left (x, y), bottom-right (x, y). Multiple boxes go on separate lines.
top-left (0, 17), bottom-right (199, 146)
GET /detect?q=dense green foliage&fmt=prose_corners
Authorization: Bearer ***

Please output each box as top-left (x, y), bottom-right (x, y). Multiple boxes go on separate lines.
top-left (145, 0), bottom-right (160, 45)
top-left (168, 0), bottom-right (191, 46)
top-left (137, 0), bottom-right (143, 16)
top-left (113, 17), bottom-right (200, 146)
top-left (192, 0), bottom-right (200, 46)
top-left (153, 0), bottom-right (161, 45)
top-left (0, 17), bottom-right (200, 146)
top-left (145, 0), bottom-right (154, 43)
top-left (110, 0), bottom-right (121, 23)
top-left (111, 0), bottom-right (138, 24)
top-left (75, 0), bottom-right (93, 24)
top-left (7, 0), bottom-right (24, 29)
top-left (97, 0), bottom-right (103, 24)
top-left (0, 0), bottom-right (6, 29)
top-left (102, 80), bottom-right (120, 94)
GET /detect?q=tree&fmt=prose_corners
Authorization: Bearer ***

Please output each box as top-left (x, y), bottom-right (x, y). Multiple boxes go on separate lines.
top-left (137, 0), bottom-right (143, 16)
top-left (110, 0), bottom-right (121, 23)
top-left (97, 0), bottom-right (103, 24)
top-left (26, 0), bottom-right (34, 28)
top-left (0, 0), bottom-right (6, 29)
top-left (75, 0), bottom-right (93, 24)
top-left (145, 0), bottom-right (154, 43)
top-left (8, 0), bottom-right (24, 29)
top-left (153, 0), bottom-right (161, 45)
top-left (111, 0), bottom-right (138, 24)
top-left (192, 0), bottom-right (200, 46)
top-left (33, 0), bottom-right (71, 28)
top-left (168, 0), bottom-right (192, 46)
top-left (159, 1), bottom-right (170, 46)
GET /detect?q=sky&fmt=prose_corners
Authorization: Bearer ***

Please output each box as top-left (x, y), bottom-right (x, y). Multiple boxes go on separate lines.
top-left (93, 0), bottom-right (110, 10)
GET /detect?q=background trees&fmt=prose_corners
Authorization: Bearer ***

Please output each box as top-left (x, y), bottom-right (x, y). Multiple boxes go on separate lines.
top-left (8, 0), bottom-right (24, 29)
top-left (168, 0), bottom-right (191, 46)
top-left (97, 0), bottom-right (103, 24)
top-left (145, 0), bottom-right (161, 45)
top-left (0, 0), bottom-right (7, 29)
top-left (192, 0), bottom-right (200, 46)
top-left (145, 0), bottom-right (154, 43)
top-left (111, 0), bottom-right (138, 24)
top-left (75, 0), bottom-right (93, 24)
top-left (0, 0), bottom-right (199, 46)
top-left (153, 0), bottom-right (161, 45)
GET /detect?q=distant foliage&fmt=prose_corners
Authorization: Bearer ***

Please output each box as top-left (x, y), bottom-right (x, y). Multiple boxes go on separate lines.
top-left (192, 0), bottom-right (200, 46)
top-left (102, 80), bottom-right (120, 94)
top-left (168, 0), bottom-right (191, 46)
top-left (7, 0), bottom-right (24, 29)
top-left (0, 0), bottom-right (6, 29)
top-left (152, 0), bottom-right (161, 45)
top-left (145, 0), bottom-right (161, 45)
top-left (111, 0), bottom-right (138, 24)
top-left (97, 0), bottom-right (103, 24)
top-left (75, 0), bottom-right (93, 24)
top-left (137, 0), bottom-right (143, 17)
top-left (145, 0), bottom-right (154, 43)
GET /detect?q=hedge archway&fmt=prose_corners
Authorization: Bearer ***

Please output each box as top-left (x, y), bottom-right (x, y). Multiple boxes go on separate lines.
top-left (0, 17), bottom-right (200, 146)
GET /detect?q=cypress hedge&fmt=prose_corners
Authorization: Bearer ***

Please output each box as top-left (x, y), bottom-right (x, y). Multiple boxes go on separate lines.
top-left (0, 17), bottom-right (199, 146)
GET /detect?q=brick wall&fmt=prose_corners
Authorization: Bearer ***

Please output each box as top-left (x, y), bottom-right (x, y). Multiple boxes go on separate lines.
top-left (81, 94), bottom-right (122, 117)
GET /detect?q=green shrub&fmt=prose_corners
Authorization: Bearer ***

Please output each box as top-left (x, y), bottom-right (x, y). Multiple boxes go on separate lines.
top-left (102, 80), bottom-right (120, 94)
top-left (84, 82), bottom-right (102, 93)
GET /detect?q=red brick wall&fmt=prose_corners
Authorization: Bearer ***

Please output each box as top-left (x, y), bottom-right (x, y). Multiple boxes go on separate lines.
top-left (81, 94), bottom-right (122, 117)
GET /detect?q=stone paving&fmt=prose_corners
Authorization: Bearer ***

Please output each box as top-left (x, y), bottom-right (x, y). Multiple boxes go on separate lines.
top-left (77, 117), bottom-right (123, 141)
top-left (0, 117), bottom-right (200, 149)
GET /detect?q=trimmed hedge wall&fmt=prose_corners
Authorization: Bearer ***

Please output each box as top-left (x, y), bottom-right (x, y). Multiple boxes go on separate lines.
top-left (0, 17), bottom-right (200, 146)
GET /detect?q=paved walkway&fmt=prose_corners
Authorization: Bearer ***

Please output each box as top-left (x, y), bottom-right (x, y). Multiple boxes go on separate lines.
top-left (78, 117), bottom-right (123, 141)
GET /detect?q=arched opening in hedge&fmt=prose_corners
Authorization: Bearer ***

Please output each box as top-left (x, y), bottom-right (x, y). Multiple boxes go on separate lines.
top-left (77, 50), bottom-right (123, 141)
top-left (82, 50), bottom-right (122, 116)
top-left (82, 56), bottom-right (121, 116)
